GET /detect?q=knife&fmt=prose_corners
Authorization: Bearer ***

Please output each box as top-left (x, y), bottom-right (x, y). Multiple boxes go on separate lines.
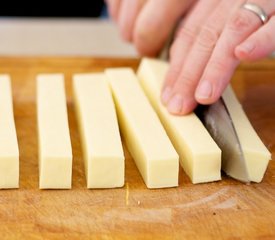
top-left (197, 99), bottom-right (250, 183)
top-left (158, 31), bottom-right (250, 183)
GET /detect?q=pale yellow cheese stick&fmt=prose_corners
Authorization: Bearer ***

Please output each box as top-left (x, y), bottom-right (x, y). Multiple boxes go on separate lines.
top-left (137, 58), bottom-right (221, 184)
top-left (37, 74), bottom-right (72, 189)
top-left (106, 68), bottom-right (179, 188)
top-left (0, 75), bottom-right (19, 189)
top-left (73, 73), bottom-right (124, 188)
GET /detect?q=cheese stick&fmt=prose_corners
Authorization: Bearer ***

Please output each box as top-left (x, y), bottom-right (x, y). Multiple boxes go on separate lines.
top-left (73, 73), bottom-right (124, 188)
top-left (106, 68), bottom-right (179, 188)
top-left (222, 85), bottom-right (271, 182)
top-left (0, 75), bottom-right (19, 188)
top-left (137, 58), bottom-right (221, 184)
top-left (37, 74), bottom-right (72, 189)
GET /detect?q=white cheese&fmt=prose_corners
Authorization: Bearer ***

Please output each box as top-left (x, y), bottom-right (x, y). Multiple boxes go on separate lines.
top-left (0, 75), bottom-right (19, 188)
top-left (73, 73), bottom-right (124, 188)
top-left (37, 74), bottom-right (72, 189)
top-left (137, 58), bottom-right (221, 184)
top-left (106, 68), bottom-right (179, 188)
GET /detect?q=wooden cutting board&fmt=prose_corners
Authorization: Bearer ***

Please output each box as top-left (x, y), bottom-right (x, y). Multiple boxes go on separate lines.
top-left (0, 57), bottom-right (274, 239)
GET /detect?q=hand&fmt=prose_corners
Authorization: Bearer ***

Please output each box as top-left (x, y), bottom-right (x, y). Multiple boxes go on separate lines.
top-left (161, 0), bottom-right (275, 115)
top-left (105, 0), bottom-right (195, 56)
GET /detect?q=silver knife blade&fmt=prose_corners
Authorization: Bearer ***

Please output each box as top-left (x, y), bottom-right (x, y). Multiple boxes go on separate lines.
top-left (199, 98), bottom-right (250, 183)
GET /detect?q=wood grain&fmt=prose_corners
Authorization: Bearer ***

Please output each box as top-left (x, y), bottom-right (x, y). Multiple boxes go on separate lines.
top-left (0, 57), bottom-right (274, 240)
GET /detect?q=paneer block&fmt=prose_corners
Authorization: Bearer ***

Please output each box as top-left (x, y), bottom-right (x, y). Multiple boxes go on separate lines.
top-left (37, 74), bottom-right (72, 189)
top-left (137, 58), bottom-right (221, 184)
top-left (73, 73), bottom-right (124, 188)
top-left (0, 75), bottom-right (19, 189)
top-left (106, 68), bottom-right (179, 188)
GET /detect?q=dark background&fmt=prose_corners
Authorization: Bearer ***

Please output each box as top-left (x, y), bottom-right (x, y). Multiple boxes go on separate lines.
top-left (0, 1), bottom-right (106, 17)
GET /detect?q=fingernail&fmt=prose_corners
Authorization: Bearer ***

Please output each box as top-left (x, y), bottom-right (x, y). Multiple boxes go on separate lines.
top-left (167, 94), bottom-right (183, 114)
top-left (237, 42), bottom-right (255, 54)
top-left (161, 87), bottom-right (172, 104)
top-left (196, 81), bottom-right (212, 100)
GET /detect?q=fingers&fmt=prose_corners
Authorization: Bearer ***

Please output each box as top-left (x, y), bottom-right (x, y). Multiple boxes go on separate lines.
top-left (106, 0), bottom-right (121, 21)
top-left (162, 0), bottom-right (221, 104)
top-left (118, 0), bottom-right (146, 41)
top-left (162, 0), bottom-right (235, 114)
top-left (133, 0), bottom-right (194, 56)
top-left (195, 0), bottom-right (275, 105)
top-left (235, 16), bottom-right (275, 60)
top-left (108, 0), bottom-right (195, 56)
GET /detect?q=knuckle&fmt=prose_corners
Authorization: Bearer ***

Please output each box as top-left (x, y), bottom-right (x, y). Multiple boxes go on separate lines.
top-left (197, 26), bottom-right (219, 50)
top-left (167, 64), bottom-right (182, 82)
top-left (169, 27), bottom-right (197, 58)
top-left (177, 71), bottom-right (197, 89)
top-left (177, 27), bottom-right (197, 42)
top-left (228, 11), bottom-right (252, 32)
top-left (208, 59), bottom-right (228, 72)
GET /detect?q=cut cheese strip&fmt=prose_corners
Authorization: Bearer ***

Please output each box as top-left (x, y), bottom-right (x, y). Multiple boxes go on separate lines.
top-left (0, 75), bottom-right (19, 189)
top-left (137, 58), bottom-right (221, 184)
top-left (105, 68), bottom-right (179, 188)
top-left (73, 73), bottom-right (124, 188)
top-left (222, 85), bottom-right (271, 182)
top-left (37, 74), bottom-right (72, 189)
